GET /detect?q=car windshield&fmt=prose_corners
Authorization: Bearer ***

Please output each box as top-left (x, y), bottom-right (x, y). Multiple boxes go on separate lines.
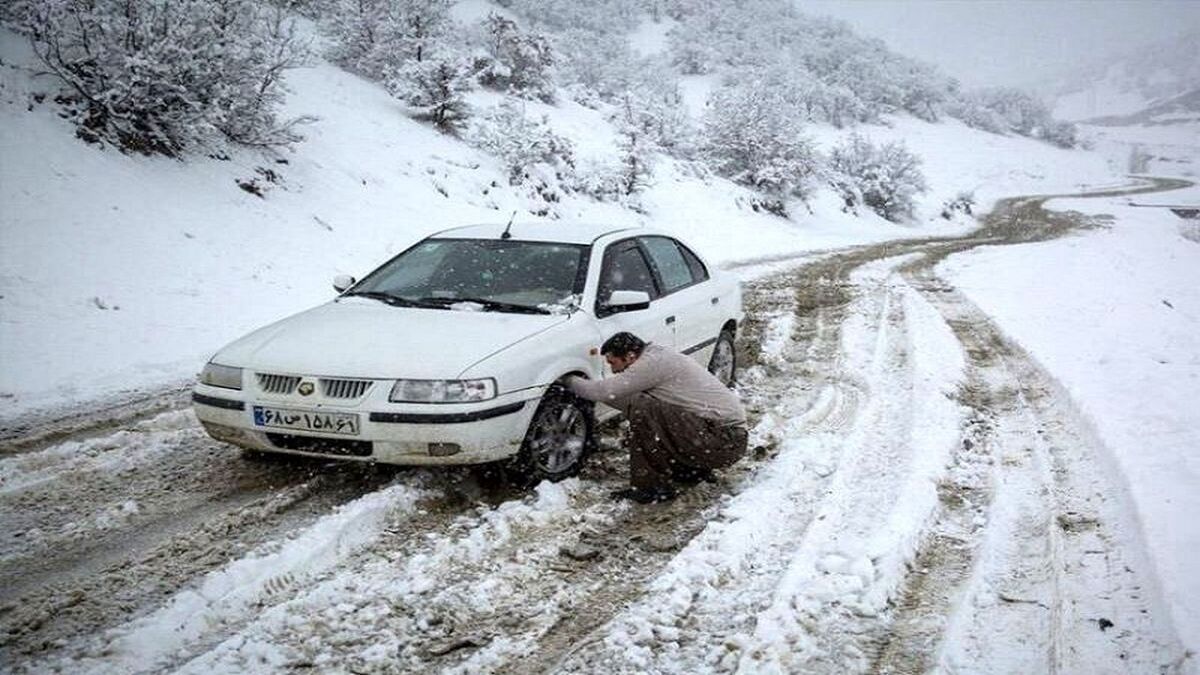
top-left (350, 238), bottom-right (589, 312)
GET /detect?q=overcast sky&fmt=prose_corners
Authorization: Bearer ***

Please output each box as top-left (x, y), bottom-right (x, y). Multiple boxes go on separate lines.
top-left (802, 0), bottom-right (1200, 87)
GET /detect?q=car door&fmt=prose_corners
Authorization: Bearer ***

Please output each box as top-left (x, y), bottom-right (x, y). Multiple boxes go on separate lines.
top-left (676, 239), bottom-right (729, 356)
top-left (638, 236), bottom-right (714, 364)
top-left (593, 238), bottom-right (674, 350)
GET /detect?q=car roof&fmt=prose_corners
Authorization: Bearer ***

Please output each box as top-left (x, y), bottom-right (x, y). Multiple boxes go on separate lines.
top-left (430, 222), bottom-right (648, 245)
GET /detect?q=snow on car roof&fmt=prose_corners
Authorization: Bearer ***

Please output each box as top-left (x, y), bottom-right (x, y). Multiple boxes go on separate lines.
top-left (431, 222), bottom-right (646, 245)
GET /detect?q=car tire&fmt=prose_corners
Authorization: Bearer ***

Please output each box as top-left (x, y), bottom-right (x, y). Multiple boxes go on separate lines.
top-left (707, 328), bottom-right (737, 387)
top-left (508, 384), bottom-right (595, 485)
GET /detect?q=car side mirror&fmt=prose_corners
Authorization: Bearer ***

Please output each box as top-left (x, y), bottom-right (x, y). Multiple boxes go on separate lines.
top-left (606, 289), bottom-right (651, 313)
top-left (332, 274), bottom-right (356, 293)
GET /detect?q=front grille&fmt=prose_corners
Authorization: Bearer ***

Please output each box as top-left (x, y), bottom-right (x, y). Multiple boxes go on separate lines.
top-left (266, 433), bottom-right (373, 457)
top-left (257, 373), bottom-right (300, 395)
top-left (320, 378), bottom-right (373, 399)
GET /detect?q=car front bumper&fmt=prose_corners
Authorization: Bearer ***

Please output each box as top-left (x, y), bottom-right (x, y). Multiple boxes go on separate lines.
top-left (191, 384), bottom-right (539, 465)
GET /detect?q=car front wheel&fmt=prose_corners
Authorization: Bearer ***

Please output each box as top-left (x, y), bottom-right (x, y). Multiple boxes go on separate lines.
top-left (509, 385), bottom-right (594, 484)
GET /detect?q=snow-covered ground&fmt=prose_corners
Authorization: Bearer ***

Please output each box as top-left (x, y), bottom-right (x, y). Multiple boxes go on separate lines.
top-left (938, 179), bottom-right (1200, 661)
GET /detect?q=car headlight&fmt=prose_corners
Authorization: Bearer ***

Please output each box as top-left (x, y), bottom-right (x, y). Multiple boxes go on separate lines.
top-left (200, 362), bottom-right (243, 390)
top-left (389, 378), bottom-right (496, 403)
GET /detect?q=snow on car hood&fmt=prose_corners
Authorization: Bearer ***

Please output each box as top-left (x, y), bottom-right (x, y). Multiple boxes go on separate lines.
top-left (213, 298), bottom-right (569, 379)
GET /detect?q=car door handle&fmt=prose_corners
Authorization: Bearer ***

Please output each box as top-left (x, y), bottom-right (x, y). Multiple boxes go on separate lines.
top-left (665, 316), bottom-right (676, 325)
top-left (711, 297), bottom-right (719, 305)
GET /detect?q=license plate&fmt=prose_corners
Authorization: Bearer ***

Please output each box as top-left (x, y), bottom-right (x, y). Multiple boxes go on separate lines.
top-left (253, 406), bottom-right (360, 436)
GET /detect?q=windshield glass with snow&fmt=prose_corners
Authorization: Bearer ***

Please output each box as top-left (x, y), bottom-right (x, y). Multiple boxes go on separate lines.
top-left (350, 238), bottom-right (589, 313)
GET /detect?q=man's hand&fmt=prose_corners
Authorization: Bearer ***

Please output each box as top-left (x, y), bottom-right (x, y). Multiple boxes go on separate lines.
top-left (563, 375), bottom-right (590, 400)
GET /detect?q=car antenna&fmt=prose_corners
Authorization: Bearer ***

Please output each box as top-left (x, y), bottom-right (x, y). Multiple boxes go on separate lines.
top-left (501, 211), bottom-right (517, 240)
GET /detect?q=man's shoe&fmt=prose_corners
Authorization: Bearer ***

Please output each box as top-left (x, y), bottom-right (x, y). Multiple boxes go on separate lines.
top-left (609, 487), bottom-right (676, 504)
top-left (673, 467), bottom-right (717, 486)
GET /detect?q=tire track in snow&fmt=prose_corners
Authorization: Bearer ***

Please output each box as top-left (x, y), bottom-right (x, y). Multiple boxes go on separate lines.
top-left (0, 457), bottom-right (406, 668)
top-left (0, 410), bottom-right (469, 669)
top-left (0, 384), bottom-right (192, 457)
top-left (544, 255), bottom-right (951, 674)
top-left (516, 252), bottom-right (870, 674)
top-left (870, 264), bottom-right (1184, 674)
top-left (865, 180), bottom-right (1193, 674)
top-left (39, 479), bottom-right (436, 674)
top-left (728, 259), bottom-right (966, 673)
top-left (170, 480), bottom-right (596, 674)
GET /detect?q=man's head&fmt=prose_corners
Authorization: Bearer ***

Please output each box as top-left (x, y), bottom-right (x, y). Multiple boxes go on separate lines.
top-left (601, 332), bottom-right (646, 373)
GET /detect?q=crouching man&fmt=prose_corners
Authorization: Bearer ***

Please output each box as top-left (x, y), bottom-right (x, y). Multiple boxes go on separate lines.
top-left (566, 332), bottom-right (748, 504)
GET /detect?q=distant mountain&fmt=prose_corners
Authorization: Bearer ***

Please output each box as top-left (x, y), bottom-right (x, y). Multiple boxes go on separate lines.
top-left (1082, 88), bottom-right (1200, 126)
top-left (1048, 28), bottom-right (1200, 122)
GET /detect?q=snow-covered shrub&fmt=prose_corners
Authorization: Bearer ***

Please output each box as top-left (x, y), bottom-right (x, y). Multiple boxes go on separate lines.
top-left (553, 29), bottom-right (638, 103)
top-left (940, 190), bottom-right (975, 220)
top-left (8, 0), bottom-right (311, 156)
top-left (268, 0), bottom-right (329, 18)
top-left (1042, 119), bottom-right (1081, 149)
top-left (947, 94), bottom-right (1006, 134)
top-left (466, 100), bottom-right (574, 185)
top-left (666, 0), bottom-right (799, 75)
top-left (892, 62), bottom-right (949, 122)
top-left (977, 87), bottom-right (1052, 136)
top-left (324, 0), bottom-right (472, 133)
top-left (667, 15), bottom-right (723, 75)
top-left (960, 88), bottom-right (1045, 135)
top-left (633, 78), bottom-right (693, 157)
top-left (573, 160), bottom-right (624, 201)
top-left (700, 82), bottom-right (818, 199)
top-left (828, 134), bottom-right (928, 222)
top-left (474, 14), bottom-right (555, 102)
top-left (504, 0), bottom-right (643, 35)
top-left (612, 95), bottom-right (658, 195)
top-left (664, 2), bottom-right (954, 125)
top-left (953, 87), bottom-right (1080, 148)
top-left (385, 57), bottom-right (472, 134)
top-left (322, 0), bottom-right (389, 76)
top-left (323, 0), bottom-right (451, 79)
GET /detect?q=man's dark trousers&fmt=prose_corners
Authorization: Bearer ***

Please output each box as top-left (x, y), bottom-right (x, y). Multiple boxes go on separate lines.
top-left (626, 393), bottom-right (747, 491)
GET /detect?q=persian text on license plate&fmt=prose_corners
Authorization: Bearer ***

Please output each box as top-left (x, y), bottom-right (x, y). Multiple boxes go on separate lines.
top-left (253, 406), bottom-right (360, 436)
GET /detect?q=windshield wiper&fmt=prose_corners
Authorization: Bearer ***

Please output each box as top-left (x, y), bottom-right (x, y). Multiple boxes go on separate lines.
top-left (341, 291), bottom-right (437, 308)
top-left (411, 296), bottom-right (551, 315)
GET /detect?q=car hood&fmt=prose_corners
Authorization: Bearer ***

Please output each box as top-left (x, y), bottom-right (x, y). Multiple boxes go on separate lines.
top-left (213, 298), bottom-right (570, 379)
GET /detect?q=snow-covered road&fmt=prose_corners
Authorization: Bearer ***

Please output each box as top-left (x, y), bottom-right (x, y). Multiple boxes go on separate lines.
top-left (0, 179), bottom-right (1192, 674)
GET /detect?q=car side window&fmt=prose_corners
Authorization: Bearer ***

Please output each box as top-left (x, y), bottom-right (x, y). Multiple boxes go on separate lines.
top-left (640, 236), bottom-right (694, 293)
top-left (677, 242), bottom-right (710, 284)
top-left (596, 243), bottom-right (658, 314)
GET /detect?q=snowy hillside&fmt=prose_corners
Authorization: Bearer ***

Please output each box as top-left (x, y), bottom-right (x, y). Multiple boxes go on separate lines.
top-left (1051, 28), bottom-right (1200, 122)
top-left (0, 18), bottom-right (1117, 419)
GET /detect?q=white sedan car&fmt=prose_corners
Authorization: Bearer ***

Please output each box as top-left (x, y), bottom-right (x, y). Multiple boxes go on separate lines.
top-left (193, 223), bottom-right (743, 482)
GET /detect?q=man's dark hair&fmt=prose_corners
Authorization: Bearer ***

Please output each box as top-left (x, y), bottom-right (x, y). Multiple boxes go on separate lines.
top-left (601, 332), bottom-right (646, 357)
